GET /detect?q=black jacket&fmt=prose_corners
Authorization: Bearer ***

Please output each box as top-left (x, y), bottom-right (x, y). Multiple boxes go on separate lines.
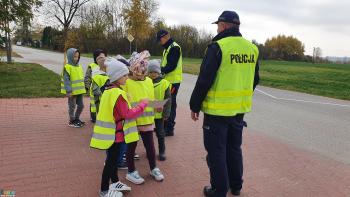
top-left (189, 28), bottom-right (260, 113)
top-left (161, 38), bottom-right (181, 75)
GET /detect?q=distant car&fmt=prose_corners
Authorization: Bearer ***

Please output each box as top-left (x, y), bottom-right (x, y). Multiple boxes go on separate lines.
top-left (16, 41), bottom-right (22, 46)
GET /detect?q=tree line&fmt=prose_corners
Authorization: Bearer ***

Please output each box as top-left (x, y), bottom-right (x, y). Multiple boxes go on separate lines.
top-left (37, 0), bottom-right (213, 58)
top-left (2, 0), bottom-right (327, 63)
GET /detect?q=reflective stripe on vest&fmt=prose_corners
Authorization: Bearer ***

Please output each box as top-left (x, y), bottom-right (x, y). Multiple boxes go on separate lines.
top-left (90, 74), bottom-right (109, 113)
top-left (161, 42), bottom-right (183, 83)
top-left (90, 88), bottom-right (139, 150)
top-left (201, 36), bottom-right (259, 116)
top-left (124, 119), bottom-right (139, 136)
top-left (123, 77), bottom-right (155, 125)
top-left (153, 79), bottom-right (171, 119)
top-left (60, 64), bottom-right (86, 95)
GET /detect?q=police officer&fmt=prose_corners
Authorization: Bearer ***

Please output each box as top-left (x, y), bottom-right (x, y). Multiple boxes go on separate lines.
top-left (156, 29), bottom-right (183, 136)
top-left (190, 11), bottom-right (260, 197)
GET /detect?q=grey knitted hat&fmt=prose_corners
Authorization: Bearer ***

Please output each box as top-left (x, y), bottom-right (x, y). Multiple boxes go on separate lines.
top-left (148, 59), bottom-right (161, 74)
top-left (105, 58), bottom-right (129, 83)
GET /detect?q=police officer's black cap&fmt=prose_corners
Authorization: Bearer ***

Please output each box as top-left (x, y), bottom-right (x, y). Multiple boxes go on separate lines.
top-left (156, 29), bottom-right (169, 41)
top-left (212, 11), bottom-right (240, 25)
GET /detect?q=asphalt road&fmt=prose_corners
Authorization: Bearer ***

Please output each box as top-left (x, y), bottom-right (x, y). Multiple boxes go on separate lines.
top-left (12, 45), bottom-right (350, 164)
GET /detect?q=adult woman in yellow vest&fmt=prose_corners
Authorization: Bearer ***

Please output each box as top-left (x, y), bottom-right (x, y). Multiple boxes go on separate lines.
top-left (123, 51), bottom-right (165, 185)
top-left (60, 48), bottom-right (86, 128)
top-left (85, 49), bottom-right (107, 122)
top-left (156, 29), bottom-right (183, 136)
top-left (90, 58), bottom-right (149, 197)
top-left (190, 11), bottom-right (260, 197)
top-left (148, 59), bottom-right (172, 161)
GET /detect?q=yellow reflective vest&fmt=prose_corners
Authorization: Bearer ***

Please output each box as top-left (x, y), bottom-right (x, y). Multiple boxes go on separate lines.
top-left (89, 62), bottom-right (99, 71)
top-left (201, 36), bottom-right (259, 116)
top-left (153, 79), bottom-right (171, 119)
top-left (90, 74), bottom-right (109, 113)
top-left (90, 87), bottom-right (139, 149)
top-left (161, 41), bottom-right (183, 83)
top-left (60, 64), bottom-right (86, 95)
top-left (123, 77), bottom-right (155, 125)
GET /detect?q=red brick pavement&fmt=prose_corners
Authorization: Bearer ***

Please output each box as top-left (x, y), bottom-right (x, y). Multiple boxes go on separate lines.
top-left (0, 98), bottom-right (350, 197)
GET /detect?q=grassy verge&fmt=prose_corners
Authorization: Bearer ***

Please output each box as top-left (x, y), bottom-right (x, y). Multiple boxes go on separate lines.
top-left (0, 49), bottom-right (22, 58)
top-left (259, 60), bottom-right (350, 100)
top-left (0, 62), bottom-right (63, 98)
top-left (182, 59), bottom-right (350, 101)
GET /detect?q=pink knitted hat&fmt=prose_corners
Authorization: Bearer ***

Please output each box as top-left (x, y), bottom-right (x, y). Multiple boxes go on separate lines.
top-left (129, 50), bottom-right (150, 76)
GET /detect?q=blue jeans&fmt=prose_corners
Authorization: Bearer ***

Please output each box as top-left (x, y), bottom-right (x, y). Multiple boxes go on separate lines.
top-left (106, 142), bottom-right (127, 165)
top-left (117, 142), bottom-right (127, 165)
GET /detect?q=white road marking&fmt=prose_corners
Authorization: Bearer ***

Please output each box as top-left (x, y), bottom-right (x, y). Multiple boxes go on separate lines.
top-left (256, 89), bottom-right (350, 108)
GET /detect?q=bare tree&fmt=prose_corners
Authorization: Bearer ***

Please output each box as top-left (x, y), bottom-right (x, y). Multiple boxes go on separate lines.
top-left (107, 0), bottom-right (127, 39)
top-left (43, 0), bottom-right (91, 50)
top-left (314, 47), bottom-right (322, 63)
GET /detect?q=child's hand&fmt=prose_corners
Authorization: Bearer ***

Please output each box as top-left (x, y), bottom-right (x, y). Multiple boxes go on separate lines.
top-left (140, 98), bottom-right (149, 105)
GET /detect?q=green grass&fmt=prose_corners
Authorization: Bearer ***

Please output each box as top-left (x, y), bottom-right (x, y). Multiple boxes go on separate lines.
top-left (259, 60), bottom-right (350, 100)
top-left (0, 62), bottom-right (63, 98)
top-left (182, 57), bottom-right (202, 75)
top-left (182, 59), bottom-right (350, 101)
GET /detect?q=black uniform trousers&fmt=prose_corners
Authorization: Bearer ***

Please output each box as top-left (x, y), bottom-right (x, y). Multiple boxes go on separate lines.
top-left (203, 113), bottom-right (244, 197)
top-left (164, 83), bottom-right (180, 134)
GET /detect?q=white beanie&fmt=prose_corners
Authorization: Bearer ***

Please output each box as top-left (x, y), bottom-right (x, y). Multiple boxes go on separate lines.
top-left (105, 58), bottom-right (129, 83)
top-left (148, 59), bottom-right (161, 74)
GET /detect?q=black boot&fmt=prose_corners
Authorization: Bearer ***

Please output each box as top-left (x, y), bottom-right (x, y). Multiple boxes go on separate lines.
top-left (203, 186), bottom-right (217, 197)
top-left (231, 189), bottom-right (241, 196)
top-left (158, 137), bottom-right (166, 161)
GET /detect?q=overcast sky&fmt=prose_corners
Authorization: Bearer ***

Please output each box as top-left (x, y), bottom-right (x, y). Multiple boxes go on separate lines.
top-left (157, 0), bottom-right (350, 57)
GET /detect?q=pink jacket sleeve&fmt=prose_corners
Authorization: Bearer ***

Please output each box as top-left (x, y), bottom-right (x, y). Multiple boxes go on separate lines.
top-left (114, 96), bottom-right (147, 120)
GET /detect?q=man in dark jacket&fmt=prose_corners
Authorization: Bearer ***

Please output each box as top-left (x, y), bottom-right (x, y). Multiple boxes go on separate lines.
top-left (190, 11), bottom-right (260, 197)
top-left (157, 29), bottom-right (183, 136)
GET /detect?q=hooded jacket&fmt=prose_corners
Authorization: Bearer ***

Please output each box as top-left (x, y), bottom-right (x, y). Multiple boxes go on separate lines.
top-left (63, 48), bottom-right (80, 93)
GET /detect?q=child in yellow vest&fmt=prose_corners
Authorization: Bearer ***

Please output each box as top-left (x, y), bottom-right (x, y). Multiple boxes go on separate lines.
top-left (90, 58), bottom-right (149, 197)
top-left (85, 49), bottom-right (107, 122)
top-left (60, 48), bottom-right (86, 128)
top-left (89, 55), bottom-right (109, 123)
top-left (148, 59), bottom-right (171, 161)
top-left (123, 51), bottom-right (165, 185)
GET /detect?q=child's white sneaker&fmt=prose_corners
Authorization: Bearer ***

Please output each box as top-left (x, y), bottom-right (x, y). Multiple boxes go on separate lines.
top-left (150, 167), bottom-right (164, 181)
top-left (108, 190), bottom-right (123, 197)
top-left (126, 170), bottom-right (145, 185)
top-left (109, 181), bottom-right (131, 192)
